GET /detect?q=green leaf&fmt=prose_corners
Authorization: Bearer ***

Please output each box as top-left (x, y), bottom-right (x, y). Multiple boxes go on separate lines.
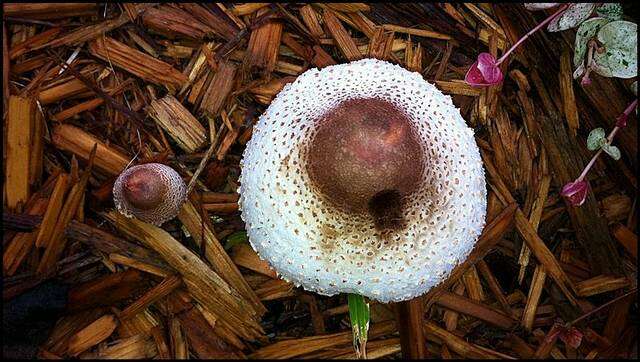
top-left (224, 231), bottom-right (248, 251)
top-left (593, 21), bottom-right (638, 79)
top-left (348, 294), bottom-right (370, 359)
top-left (596, 3), bottom-right (623, 20)
top-left (587, 128), bottom-right (606, 150)
top-left (574, 18), bottom-right (610, 68)
top-left (548, 3), bottom-right (596, 32)
top-left (601, 143), bottom-right (621, 160)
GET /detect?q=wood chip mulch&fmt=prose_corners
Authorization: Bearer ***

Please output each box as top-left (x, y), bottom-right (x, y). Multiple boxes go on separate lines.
top-left (2, 3), bottom-right (637, 359)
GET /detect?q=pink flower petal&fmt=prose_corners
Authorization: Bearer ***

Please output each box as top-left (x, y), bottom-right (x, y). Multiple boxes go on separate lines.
top-left (477, 53), bottom-right (503, 83)
top-left (465, 53), bottom-right (503, 87)
top-left (616, 113), bottom-right (628, 127)
top-left (543, 323), bottom-right (564, 344)
top-left (561, 180), bottom-right (589, 207)
top-left (465, 61), bottom-right (485, 86)
top-left (559, 326), bottom-right (583, 349)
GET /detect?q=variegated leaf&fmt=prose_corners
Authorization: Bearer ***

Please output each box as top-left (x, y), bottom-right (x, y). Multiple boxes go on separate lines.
top-left (596, 3), bottom-right (623, 20)
top-left (548, 3), bottom-right (596, 32)
top-left (587, 128), bottom-right (606, 151)
top-left (524, 3), bottom-right (559, 10)
top-left (574, 17), bottom-right (610, 68)
top-left (593, 21), bottom-right (638, 78)
top-left (601, 143), bottom-right (621, 160)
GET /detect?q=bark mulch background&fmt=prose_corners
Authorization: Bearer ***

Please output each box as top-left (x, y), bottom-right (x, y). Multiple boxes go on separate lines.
top-left (2, 3), bottom-right (637, 359)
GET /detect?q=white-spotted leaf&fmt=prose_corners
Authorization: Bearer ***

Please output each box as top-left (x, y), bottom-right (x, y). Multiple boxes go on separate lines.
top-left (596, 3), bottom-right (623, 20)
top-left (524, 3), bottom-right (559, 10)
top-left (593, 21), bottom-right (638, 78)
top-left (587, 128), bottom-right (606, 150)
top-left (574, 18), bottom-right (610, 68)
top-left (548, 3), bottom-right (596, 32)
top-left (601, 143), bottom-right (621, 160)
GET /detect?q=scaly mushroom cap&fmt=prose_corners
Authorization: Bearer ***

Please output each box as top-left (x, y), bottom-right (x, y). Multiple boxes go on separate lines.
top-left (113, 163), bottom-right (187, 226)
top-left (239, 59), bottom-right (486, 302)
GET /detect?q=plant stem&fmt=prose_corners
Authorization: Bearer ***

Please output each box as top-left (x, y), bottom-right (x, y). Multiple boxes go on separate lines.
top-left (567, 287), bottom-right (637, 327)
top-left (581, 41), bottom-right (597, 84)
top-left (496, 3), bottom-right (571, 65)
top-left (348, 294), bottom-right (370, 359)
top-left (576, 99), bottom-right (637, 182)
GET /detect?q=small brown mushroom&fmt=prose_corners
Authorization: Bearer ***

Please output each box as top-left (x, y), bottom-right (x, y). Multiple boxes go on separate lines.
top-left (113, 163), bottom-right (186, 225)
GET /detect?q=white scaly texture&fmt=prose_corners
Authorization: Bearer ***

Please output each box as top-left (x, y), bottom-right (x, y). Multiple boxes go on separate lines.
top-left (113, 163), bottom-right (187, 226)
top-left (239, 58), bottom-right (486, 302)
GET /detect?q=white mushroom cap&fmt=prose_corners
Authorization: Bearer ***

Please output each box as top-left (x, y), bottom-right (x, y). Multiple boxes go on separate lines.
top-left (239, 58), bottom-right (486, 303)
top-left (113, 163), bottom-right (187, 226)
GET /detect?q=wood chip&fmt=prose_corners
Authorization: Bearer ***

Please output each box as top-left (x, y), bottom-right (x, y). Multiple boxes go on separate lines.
top-left (5, 95), bottom-right (35, 211)
top-left (104, 211), bottom-right (264, 343)
top-left (424, 321), bottom-right (515, 359)
top-left (382, 24), bottom-right (452, 40)
top-left (514, 208), bottom-right (579, 307)
top-left (575, 275), bottom-right (630, 297)
top-left (89, 36), bottom-right (188, 88)
top-left (299, 5), bottom-right (325, 39)
top-left (3, 3), bottom-right (98, 19)
top-left (37, 146), bottom-right (96, 277)
top-left (142, 5), bottom-right (214, 40)
top-left (34, 173), bottom-right (70, 248)
top-left (67, 314), bottom-right (118, 357)
top-left (244, 8), bottom-right (283, 74)
top-left (51, 124), bottom-right (129, 176)
top-left (200, 60), bottom-right (237, 118)
top-left (323, 9), bottom-right (362, 61)
top-left (558, 49), bottom-right (579, 135)
top-left (436, 291), bottom-right (517, 330)
top-left (178, 199), bottom-right (266, 316)
top-left (119, 274), bottom-right (183, 321)
top-left (148, 95), bottom-right (207, 152)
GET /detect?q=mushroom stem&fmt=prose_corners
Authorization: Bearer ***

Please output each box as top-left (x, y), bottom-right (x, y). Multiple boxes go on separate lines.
top-left (348, 293), bottom-right (370, 359)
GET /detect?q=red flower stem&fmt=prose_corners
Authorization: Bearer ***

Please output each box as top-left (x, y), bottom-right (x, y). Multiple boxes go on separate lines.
top-left (576, 99), bottom-right (637, 182)
top-left (577, 148), bottom-right (603, 182)
top-left (620, 99), bottom-right (639, 123)
top-left (496, 3), bottom-right (571, 65)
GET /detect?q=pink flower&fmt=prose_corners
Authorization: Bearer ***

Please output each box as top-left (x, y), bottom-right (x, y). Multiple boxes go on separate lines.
top-left (616, 113), bottom-right (629, 127)
top-left (561, 180), bottom-right (589, 207)
top-left (616, 99), bottom-right (638, 127)
top-left (558, 325), bottom-right (583, 349)
top-left (465, 53), bottom-right (504, 87)
top-left (547, 321), bottom-right (583, 349)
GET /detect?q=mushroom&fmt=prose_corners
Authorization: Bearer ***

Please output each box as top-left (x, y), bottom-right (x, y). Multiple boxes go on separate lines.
top-left (239, 58), bottom-right (486, 303)
top-left (113, 163), bottom-right (187, 226)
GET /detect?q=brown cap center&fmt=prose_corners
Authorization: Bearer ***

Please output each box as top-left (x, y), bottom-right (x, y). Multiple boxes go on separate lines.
top-left (305, 98), bottom-right (424, 230)
top-left (122, 167), bottom-right (168, 211)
